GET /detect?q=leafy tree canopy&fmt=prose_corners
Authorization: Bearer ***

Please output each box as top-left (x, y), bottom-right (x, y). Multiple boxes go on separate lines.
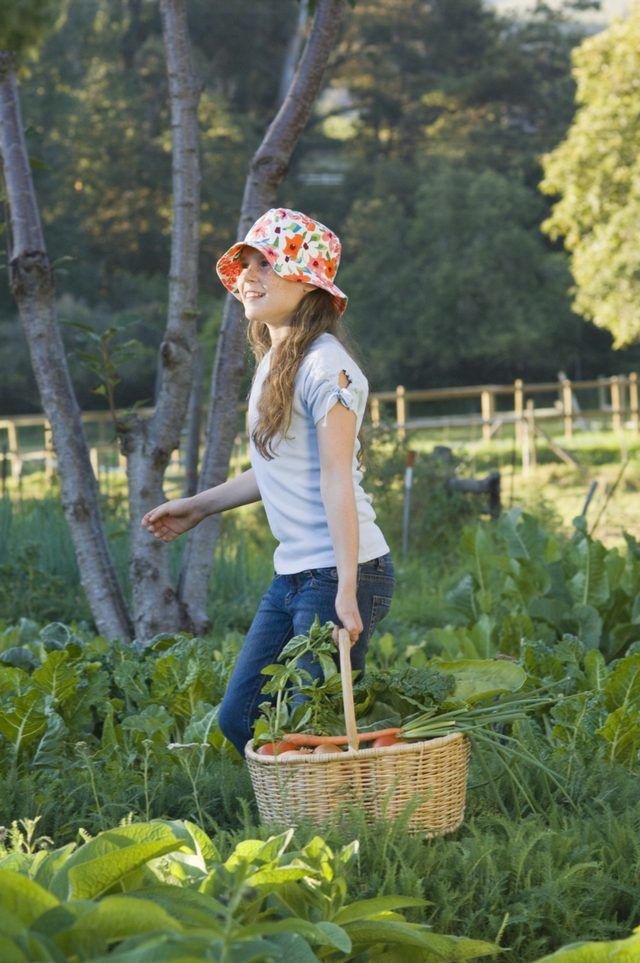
top-left (340, 159), bottom-right (583, 388)
top-left (2, 0), bottom-right (640, 415)
top-left (540, 5), bottom-right (640, 347)
top-left (0, 0), bottom-right (62, 56)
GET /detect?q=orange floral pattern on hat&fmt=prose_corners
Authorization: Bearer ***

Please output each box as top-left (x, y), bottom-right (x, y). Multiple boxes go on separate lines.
top-left (283, 233), bottom-right (304, 258)
top-left (215, 208), bottom-right (348, 315)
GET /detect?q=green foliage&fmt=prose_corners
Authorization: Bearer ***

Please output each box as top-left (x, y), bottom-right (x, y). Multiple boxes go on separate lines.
top-left (0, 621), bottom-right (246, 837)
top-left (541, 5), bottom-right (640, 346)
top-left (0, 819), bottom-right (498, 962)
top-left (364, 436), bottom-right (478, 562)
top-left (2, 500), bottom-right (640, 958)
top-left (0, 496), bottom-right (274, 630)
top-left (5, 0), bottom-right (640, 418)
top-left (533, 926), bottom-right (640, 961)
top-left (0, 0), bottom-right (61, 56)
top-left (357, 664), bottom-right (456, 718)
top-left (0, 543), bottom-right (72, 626)
top-left (429, 508), bottom-right (640, 664)
top-left (342, 162), bottom-right (583, 389)
top-left (60, 315), bottom-right (148, 420)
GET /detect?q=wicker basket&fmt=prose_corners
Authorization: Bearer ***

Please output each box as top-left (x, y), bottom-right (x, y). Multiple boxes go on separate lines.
top-left (246, 630), bottom-right (470, 837)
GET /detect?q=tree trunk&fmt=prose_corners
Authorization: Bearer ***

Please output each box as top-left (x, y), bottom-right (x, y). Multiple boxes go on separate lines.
top-left (278, 0), bottom-right (309, 106)
top-left (123, 0), bottom-right (202, 640)
top-left (178, 0), bottom-right (346, 634)
top-left (183, 341), bottom-right (203, 497)
top-left (0, 51), bottom-right (133, 642)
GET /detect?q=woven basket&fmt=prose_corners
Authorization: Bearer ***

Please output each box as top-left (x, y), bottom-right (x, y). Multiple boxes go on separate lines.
top-left (246, 630), bottom-right (470, 837)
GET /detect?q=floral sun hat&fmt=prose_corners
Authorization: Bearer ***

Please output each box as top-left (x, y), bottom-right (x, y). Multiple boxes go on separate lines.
top-left (215, 208), bottom-right (348, 315)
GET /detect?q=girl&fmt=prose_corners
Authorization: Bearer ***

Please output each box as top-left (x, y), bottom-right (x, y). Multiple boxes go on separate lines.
top-left (141, 208), bottom-right (395, 757)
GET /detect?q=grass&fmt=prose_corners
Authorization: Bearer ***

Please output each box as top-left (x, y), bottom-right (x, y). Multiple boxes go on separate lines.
top-left (2, 425), bottom-right (639, 630)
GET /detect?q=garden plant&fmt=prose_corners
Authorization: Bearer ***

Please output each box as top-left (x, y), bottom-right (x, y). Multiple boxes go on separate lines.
top-left (1, 502), bottom-right (639, 961)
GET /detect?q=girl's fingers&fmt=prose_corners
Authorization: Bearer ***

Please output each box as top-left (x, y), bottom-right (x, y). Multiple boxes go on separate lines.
top-left (333, 622), bottom-right (361, 646)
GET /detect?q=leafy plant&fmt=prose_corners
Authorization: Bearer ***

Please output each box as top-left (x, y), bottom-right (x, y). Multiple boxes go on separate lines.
top-left (61, 316), bottom-right (148, 427)
top-left (0, 818), bottom-right (499, 962)
top-left (430, 509), bottom-right (640, 662)
top-left (532, 926), bottom-right (640, 961)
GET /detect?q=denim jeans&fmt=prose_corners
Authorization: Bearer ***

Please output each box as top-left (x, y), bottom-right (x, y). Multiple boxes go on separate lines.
top-left (218, 552), bottom-right (395, 756)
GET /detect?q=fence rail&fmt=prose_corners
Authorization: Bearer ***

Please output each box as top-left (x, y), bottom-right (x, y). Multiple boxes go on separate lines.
top-left (1, 374), bottom-right (637, 490)
top-left (369, 373), bottom-right (639, 442)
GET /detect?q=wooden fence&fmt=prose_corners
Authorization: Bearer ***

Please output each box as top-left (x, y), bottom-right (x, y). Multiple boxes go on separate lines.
top-left (1, 374), bottom-right (637, 489)
top-left (369, 374), bottom-right (639, 441)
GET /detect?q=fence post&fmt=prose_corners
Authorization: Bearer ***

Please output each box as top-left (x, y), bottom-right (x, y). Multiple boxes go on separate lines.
top-left (514, 378), bottom-right (524, 445)
top-left (370, 395), bottom-right (380, 428)
top-left (611, 376), bottom-right (622, 431)
top-left (6, 420), bottom-right (20, 479)
top-left (1, 442), bottom-right (7, 498)
top-left (44, 421), bottom-right (55, 482)
top-left (481, 389), bottom-right (494, 443)
top-left (597, 375), bottom-right (607, 414)
top-left (562, 379), bottom-right (573, 440)
top-left (396, 385), bottom-right (406, 440)
top-left (523, 399), bottom-right (537, 472)
top-left (629, 372), bottom-right (639, 434)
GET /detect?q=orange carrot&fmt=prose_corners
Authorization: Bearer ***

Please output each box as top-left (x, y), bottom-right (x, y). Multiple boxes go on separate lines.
top-left (282, 727), bottom-right (402, 747)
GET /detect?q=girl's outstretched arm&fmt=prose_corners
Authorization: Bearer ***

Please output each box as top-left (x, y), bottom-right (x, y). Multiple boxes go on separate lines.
top-left (142, 468), bottom-right (261, 542)
top-left (317, 399), bottom-right (363, 644)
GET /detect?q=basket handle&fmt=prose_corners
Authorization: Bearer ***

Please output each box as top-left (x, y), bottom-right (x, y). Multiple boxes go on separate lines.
top-left (338, 628), bottom-right (359, 751)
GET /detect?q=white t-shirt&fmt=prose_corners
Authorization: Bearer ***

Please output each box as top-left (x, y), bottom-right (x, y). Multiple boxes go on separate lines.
top-left (248, 332), bottom-right (390, 574)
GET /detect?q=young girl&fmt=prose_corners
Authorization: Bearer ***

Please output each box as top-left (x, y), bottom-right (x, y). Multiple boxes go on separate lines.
top-left (142, 208), bottom-right (395, 757)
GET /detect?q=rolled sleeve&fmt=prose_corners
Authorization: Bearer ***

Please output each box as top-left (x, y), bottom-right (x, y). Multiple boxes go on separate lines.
top-left (303, 366), bottom-right (365, 427)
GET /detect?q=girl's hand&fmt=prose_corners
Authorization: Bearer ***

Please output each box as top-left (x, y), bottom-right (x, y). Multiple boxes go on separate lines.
top-left (141, 497), bottom-right (205, 542)
top-left (333, 589), bottom-right (363, 645)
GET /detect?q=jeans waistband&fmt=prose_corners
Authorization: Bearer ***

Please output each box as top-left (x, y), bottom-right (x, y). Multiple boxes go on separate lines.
top-left (276, 551), bottom-right (393, 582)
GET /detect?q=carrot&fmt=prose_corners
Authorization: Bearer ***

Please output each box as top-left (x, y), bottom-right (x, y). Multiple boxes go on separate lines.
top-left (282, 727), bottom-right (402, 747)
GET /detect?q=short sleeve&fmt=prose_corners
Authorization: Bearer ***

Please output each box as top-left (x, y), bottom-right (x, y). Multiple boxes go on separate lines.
top-left (302, 360), bottom-right (367, 427)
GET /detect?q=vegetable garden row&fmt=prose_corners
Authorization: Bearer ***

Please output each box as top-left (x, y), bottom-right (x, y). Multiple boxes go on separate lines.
top-left (1, 509), bottom-right (639, 960)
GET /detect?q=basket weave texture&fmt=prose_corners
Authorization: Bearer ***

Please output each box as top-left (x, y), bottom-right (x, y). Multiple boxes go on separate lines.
top-left (246, 730), bottom-right (470, 836)
top-left (247, 629), bottom-right (469, 836)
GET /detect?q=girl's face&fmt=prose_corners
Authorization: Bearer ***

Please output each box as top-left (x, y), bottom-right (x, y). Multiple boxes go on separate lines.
top-left (237, 246), bottom-right (313, 325)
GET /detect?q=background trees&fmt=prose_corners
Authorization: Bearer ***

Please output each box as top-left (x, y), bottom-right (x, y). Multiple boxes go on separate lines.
top-left (541, 4), bottom-right (640, 347)
top-left (2, 0), bottom-right (637, 419)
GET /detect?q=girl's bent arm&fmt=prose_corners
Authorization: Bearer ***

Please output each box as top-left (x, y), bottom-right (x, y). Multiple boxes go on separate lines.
top-left (192, 468), bottom-right (262, 516)
top-left (317, 402), bottom-right (363, 642)
top-left (142, 469), bottom-right (261, 542)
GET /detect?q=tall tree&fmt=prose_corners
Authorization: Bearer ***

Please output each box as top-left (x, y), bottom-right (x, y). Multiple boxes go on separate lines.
top-left (122, 0), bottom-right (202, 638)
top-left (178, 0), bottom-right (347, 634)
top-left (540, 5), bottom-right (640, 346)
top-left (1, 0), bottom-right (346, 640)
top-left (0, 0), bottom-right (201, 641)
top-left (0, 2), bottom-right (132, 642)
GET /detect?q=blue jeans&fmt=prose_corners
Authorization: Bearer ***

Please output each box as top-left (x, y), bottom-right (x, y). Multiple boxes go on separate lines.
top-left (218, 552), bottom-right (395, 756)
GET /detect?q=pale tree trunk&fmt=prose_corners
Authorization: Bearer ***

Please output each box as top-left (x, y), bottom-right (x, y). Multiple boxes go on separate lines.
top-left (122, 0), bottom-right (201, 639)
top-left (0, 51), bottom-right (133, 642)
top-left (278, 0), bottom-right (310, 106)
top-left (181, 3), bottom-right (309, 507)
top-left (183, 341), bottom-right (203, 497)
top-left (178, 0), bottom-right (346, 634)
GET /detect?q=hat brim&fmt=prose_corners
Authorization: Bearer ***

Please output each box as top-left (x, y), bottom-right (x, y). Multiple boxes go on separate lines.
top-left (215, 241), bottom-right (348, 316)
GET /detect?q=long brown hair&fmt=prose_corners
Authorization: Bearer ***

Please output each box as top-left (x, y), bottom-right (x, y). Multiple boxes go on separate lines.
top-left (248, 288), bottom-right (367, 464)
